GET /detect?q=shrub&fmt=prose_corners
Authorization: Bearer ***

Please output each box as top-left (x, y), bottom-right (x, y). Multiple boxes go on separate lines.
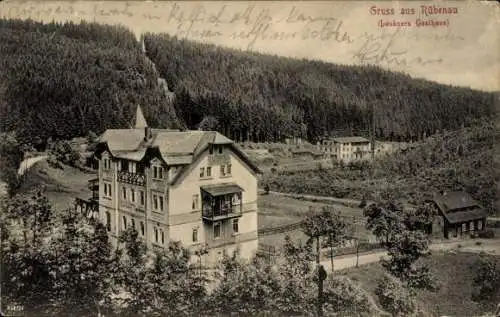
top-left (323, 275), bottom-right (379, 317)
top-left (375, 274), bottom-right (417, 317)
top-left (478, 229), bottom-right (495, 239)
top-left (51, 140), bottom-right (81, 167)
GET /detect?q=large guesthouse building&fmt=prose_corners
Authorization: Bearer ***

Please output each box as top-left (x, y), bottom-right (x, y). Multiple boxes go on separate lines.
top-left (320, 136), bottom-right (371, 163)
top-left (92, 106), bottom-right (261, 264)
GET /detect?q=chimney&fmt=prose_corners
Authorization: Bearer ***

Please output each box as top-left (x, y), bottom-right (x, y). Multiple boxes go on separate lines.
top-left (144, 127), bottom-right (152, 141)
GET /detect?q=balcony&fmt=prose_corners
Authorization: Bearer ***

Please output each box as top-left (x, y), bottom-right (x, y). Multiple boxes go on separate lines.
top-left (202, 204), bottom-right (242, 222)
top-left (117, 171), bottom-right (146, 186)
top-left (201, 182), bottom-right (244, 222)
top-left (88, 178), bottom-right (99, 201)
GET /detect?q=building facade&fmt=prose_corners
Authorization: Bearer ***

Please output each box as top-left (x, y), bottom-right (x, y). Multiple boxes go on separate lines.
top-left (93, 107), bottom-right (261, 265)
top-left (320, 136), bottom-right (371, 163)
top-left (426, 191), bottom-right (489, 239)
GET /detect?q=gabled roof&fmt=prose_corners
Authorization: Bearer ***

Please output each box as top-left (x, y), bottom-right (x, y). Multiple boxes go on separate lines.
top-left (333, 136), bottom-right (370, 144)
top-left (427, 191), bottom-right (488, 224)
top-left (95, 128), bottom-right (262, 180)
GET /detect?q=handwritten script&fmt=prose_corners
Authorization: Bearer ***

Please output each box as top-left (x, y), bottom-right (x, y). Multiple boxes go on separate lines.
top-left (0, 2), bottom-right (465, 64)
top-left (353, 28), bottom-right (444, 66)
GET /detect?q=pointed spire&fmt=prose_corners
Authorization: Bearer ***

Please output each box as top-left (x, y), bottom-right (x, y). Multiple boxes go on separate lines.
top-left (135, 105), bottom-right (148, 129)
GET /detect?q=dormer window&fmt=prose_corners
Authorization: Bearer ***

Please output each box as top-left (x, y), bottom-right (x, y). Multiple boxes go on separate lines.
top-left (153, 166), bottom-right (164, 179)
top-left (103, 158), bottom-right (111, 170)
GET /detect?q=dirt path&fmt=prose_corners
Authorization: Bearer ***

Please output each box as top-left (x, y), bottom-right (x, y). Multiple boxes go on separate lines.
top-left (18, 155), bottom-right (49, 175)
top-left (320, 239), bottom-right (500, 272)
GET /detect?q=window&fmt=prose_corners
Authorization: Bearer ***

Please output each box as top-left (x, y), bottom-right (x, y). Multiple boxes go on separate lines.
top-left (192, 194), bottom-right (199, 210)
top-left (160, 229), bottom-right (165, 245)
top-left (233, 218), bottom-right (239, 233)
top-left (128, 161), bottom-right (136, 173)
top-left (122, 187), bottom-right (127, 200)
top-left (131, 218), bottom-right (136, 230)
top-left (153, 194), bottom-right (164, 212)
top-left (104, 183), bottom-right (112, 197)
top-left (209, 146), bottom-right (213, 155)
top-left (103, 158), bottom-right (111, 170)
top-left (140, 221), bottom-right (145, 236)
top-left (200, 167), bottom-right (205, 178)
top-left (154, 227), bottom-right (158, 243)
top-left (214, 222), bottom-right (221, 239)
top-left (218, 146), bottom-right (223, 154)
top-left (139, 190), bottom-right (145, 206)
top-left (192, 228), bottom-right (198, 242)
top-left (122, 216), bottom-right (127, 229)
top-left (221, 164), bottom-right (231, 176)
top-left (153, 166), bottom-right (164, 179)
top-left (206, 166), bottom-right (212, 177)
top-left (130, 189), bottom-right (135, 203)
top-left (106, 212), bottom-right (111, 232)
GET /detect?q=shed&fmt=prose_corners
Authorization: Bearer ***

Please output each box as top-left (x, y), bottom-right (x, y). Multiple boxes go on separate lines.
top-left (426, 191), bottom-right (488, 239)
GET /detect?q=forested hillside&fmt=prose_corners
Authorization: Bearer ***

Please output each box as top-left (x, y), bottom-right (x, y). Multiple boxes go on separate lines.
top-left (0, 19), bottom-right (182, 145)
top-left (267, 120), bottom-right (499, 214)
top-left (144, 33), bottom-right (497, 143)
top-left (0, 19), bottom-right (496, 146)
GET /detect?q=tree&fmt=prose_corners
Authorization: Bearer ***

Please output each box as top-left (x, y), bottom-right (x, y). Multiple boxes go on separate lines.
top-left (45, 208), bottom-right (119, 316)
top-left (209, 252), bottom-right (281, 316)
top-left (301, 206), bottom-right (349, 316)
top-left (198, 115), bottom-right (220, 131)
top-left (0, 132), bottom-right (24, 197)
top-left (381, 229), bottom-right (435, 290)
top-left (363, 201), bottom-right (405, 248)
top-left (471, 254), bottom-right (500, 311)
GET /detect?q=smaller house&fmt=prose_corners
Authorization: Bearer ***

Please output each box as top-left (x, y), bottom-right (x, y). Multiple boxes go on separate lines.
top-left (426, 191), bottom-right (489, 239)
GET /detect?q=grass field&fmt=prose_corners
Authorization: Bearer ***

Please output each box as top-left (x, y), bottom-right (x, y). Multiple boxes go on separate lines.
top-left (21, 161), bottom-right (96, 211)
top-left (258, 193), bottom-right (374, 248)
top-left (342, 251), bottom-right (500, 317)
top-left (22, 161), bottom-right (374, 250)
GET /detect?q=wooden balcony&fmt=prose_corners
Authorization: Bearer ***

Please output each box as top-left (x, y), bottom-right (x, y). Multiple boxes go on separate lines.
top-left (117, 171), bottom-right (146, 186)
top-left (202, 204), bottom-right (242, 222)
top-left (88, 178), bottom-right (99, 200)
top-left (200, 183), bottom-right (244, 222)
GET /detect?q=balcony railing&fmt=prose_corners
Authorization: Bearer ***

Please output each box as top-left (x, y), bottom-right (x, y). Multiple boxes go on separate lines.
top-left (202, 204), bottom-right (242, 221)
top-left (117, 171), bottom-right (146, 186)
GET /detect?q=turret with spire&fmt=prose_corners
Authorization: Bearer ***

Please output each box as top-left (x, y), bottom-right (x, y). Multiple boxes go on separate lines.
top-left (135, 105), bottom-right (151, 140)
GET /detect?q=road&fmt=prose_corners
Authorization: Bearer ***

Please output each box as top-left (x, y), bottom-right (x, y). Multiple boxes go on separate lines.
top-left (17, 155), bottom-right (49, 176)
top-left (320, 238), bottom-right (500, 272)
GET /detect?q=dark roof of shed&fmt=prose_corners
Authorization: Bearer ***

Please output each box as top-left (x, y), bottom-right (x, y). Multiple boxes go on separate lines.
top-left (427, 191), bottom-right (488, 224)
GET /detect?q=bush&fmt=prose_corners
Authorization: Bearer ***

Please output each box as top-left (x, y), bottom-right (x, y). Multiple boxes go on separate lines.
top-left (323, 275), bottom-right (379, 316)
top-left (477, 229), bottom-right (496, 239)
top-left (375, 274), bottom-right (417, 317)
top-left (51, 140), bottom-right (81, 167)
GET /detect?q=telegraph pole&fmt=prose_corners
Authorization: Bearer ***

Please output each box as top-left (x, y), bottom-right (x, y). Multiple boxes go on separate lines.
top-left (371, 103), bottom-right (375, 161)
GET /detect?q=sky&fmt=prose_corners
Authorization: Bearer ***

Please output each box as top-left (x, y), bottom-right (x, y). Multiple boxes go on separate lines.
top-left (1, 0), bottom-right (499, 92)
